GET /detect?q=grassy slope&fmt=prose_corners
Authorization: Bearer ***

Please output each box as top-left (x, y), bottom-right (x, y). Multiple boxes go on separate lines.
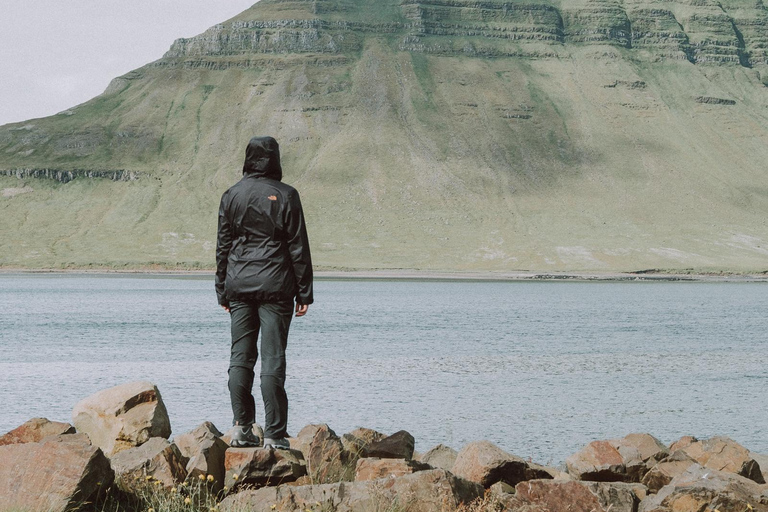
top-left (2, 0), bottom-right (768, 272)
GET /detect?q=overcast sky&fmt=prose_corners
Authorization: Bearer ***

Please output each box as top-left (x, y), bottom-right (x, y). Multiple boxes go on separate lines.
top-left (0, 0), bottom-right (259, 126)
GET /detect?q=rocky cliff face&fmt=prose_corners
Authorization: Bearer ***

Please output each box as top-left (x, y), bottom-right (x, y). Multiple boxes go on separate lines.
top-left (160, 0), bottom-right (767, 65)
top-left (2, 0), bottom-right (768, 271)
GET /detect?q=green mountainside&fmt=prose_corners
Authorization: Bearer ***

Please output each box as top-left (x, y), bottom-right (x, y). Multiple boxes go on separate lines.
top-left (2, 0), bottom-right (768, 272)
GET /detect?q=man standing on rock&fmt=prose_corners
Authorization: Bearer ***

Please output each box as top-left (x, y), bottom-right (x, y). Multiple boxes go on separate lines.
top-left (215, 136), bottom-right (313, 449)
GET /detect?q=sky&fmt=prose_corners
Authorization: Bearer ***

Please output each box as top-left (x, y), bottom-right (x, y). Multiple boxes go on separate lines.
top-left (0, 0), bottom-right (259, 127)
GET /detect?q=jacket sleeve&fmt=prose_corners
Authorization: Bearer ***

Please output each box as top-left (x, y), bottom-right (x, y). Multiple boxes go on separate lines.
top-left (215, 193), bottom-right (233, 306)
top-left (285, 190), bottom-right (314, 304)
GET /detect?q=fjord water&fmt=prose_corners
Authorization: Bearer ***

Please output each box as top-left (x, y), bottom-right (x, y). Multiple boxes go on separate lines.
top-left (1, 275), bottom-right (766, 464)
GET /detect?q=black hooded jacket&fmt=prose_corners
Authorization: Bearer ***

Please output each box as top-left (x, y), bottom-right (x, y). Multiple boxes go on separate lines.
top-left (216, 136), bottom-right (313, 306)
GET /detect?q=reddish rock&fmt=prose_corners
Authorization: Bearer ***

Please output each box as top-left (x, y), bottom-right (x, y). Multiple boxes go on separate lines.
top-left (668, 435), bottom-right (697, 453)
top-left (364, 430), bottom-right (415, 460)
top-left (510, 479), bottom-right (643, 512)
top-left (110, 437), bottom-right (187, 489)
top-left (219, 469), bottom-right (484, 512)
top-left (674, 436), bottom-right (765, 484)
top-left (567, 434), bottom-right (667, 482)
top-left (173, 421), bottom-right (223, 459)
top-left (639, 464), bottom-right (768, 512)
top-left (354, 457), bottom-right (431, 481)
top-left (341, 427), bottom-right (386, 457)
top-left (72, 381), bottom-right (171, 456)
top-left (0, 418), bottom-right (76, 446)
top-left (0, 434), bottom-right (114, 512)
top-left (451, 440), bottom-right (539, 488)
top-left (417, 443), bottom-right (458, 471)
top-left (295, 424), bottom-right (355, 483)
top-left (642, 450), bottom-right (697, 493)
top-left (224, 447), bottom-right (306, 490)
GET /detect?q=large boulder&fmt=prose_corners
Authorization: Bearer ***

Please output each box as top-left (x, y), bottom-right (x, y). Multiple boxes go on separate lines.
top-left (671, 436), bottom-right (765, 484)
top-left (639, 463), bottom-right (768, 512)
top-left (72, 381), bottom-right (171, 456)
top-left (110, 437), bottom-right (187, 490)
top-left (354, 457), bottom-right (431, 481)
top-left (0, 434), bottom-right (114, 512)
top-left (567, 434), bottom-right (669, 482)
top-left (294, 424), bottom-right (355, 483)
top-left (506, 479), bottom-right (643, 512)
top-left (341, 427), bottom-right (386, 458)
top-left (364, 430), bottom-right (415, 460)
top-left (451, 440), bottom-right (552, 488)
top-left (219, 469), bottom-right (484, 512)
top-left (417, 444), bottom-right (458, 471)
top-left (641, 450), bottom-right (698, 493)
top-left (224, 446), bottom-right (306, 490)
top-left (0, 417), bottom-right (76, 446)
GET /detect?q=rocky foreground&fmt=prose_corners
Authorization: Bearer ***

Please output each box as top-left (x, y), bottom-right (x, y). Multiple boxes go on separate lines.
top-left (1, 381), bottom-right (767, 512)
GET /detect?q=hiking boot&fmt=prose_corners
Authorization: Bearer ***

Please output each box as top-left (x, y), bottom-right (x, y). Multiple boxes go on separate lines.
top-left (230, 425), bottom-right (261, 448)
top-left (263, 437), bottom-right (290, 450)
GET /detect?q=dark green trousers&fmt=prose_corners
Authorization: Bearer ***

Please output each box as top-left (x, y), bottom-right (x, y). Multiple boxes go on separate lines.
top-left (228, 299), bottom-right (293, 439)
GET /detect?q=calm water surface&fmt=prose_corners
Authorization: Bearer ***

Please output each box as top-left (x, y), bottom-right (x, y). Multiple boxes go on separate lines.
top-left (0, 275), bottom-right (766, 464)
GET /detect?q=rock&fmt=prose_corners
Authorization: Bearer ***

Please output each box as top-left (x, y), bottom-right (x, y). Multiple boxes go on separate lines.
top-left (294, 424), bottom-right (355, 483)
top-left (674, 436), bottom-right (764, 484)
top-left (750, 452), bottom-right (768, 484)
top-left (341, 427), bottom-right (386, 457)
top-left (173, 421), bottom-right (223, 459)
top-left (668, 435), bottom-right (697, 452)
top-left (567, 434), bottom-right (668, 482)
top-left (509, 479), bottom-right (643, 512)
top-left (639, 464), bottom-right (768, 512)
top-left (172, 421), bottom-right (228, 493)
top-left (641, 450), bottom-right (698, 493)
top-left (71, 381), bottom-right (171, 456)
top-left (110, 437), bottom-right (187, 490)
top-left (354, 457), bottom-right (431, 481)
top-left (489, 481), bottom-right (516, 495)
top-left (451, 440), bottom-right (543, 488)
top-left (417, 443), bottom-right (458, 471)
top-left (185, 437), bottom-right (228, 493)
top-left (0, 434), bottom-right (114, 512)
top-left (0, 417), bottom-right (76, 446)
top-left (224, 447), bottom-right (306, 490)
top-left (364, 429), bottom-right (415, 460)
top-left (219, 469), bottom-right (484, 512)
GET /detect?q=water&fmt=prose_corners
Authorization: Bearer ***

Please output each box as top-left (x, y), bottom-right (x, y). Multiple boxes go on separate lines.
top-left (1, 274), bottom-right (766, 465)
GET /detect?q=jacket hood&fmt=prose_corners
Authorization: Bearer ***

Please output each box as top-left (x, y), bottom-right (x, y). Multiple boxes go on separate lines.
top-left (242, 136), bottom-right (282, 180)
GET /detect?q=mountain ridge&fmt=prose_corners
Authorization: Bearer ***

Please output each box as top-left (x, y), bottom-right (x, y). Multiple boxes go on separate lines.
top-left (2, 0), bottom-right (768, 272)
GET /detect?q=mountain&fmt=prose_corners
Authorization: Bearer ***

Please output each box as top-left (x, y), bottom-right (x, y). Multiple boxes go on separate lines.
top-left (2, 0), bottom-right (768, 272)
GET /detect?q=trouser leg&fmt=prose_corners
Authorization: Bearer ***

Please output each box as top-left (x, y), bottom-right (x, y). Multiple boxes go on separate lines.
top-left (228, 300), bottom-right (260, 426)
top-left (258, 301), bottom-right (293, 439)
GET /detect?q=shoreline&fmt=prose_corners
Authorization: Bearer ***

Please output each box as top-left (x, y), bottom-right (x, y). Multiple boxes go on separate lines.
top-left (1, 267), bottom-right (767, 282)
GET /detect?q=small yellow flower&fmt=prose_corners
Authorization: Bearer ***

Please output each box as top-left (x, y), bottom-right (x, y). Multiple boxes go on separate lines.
top-left (232, 474), bottom-right (239, 481)
top-left (747, 506), bottom-right (754, 511)
top-left (210, 508), bottom-right (218, 512)
top-left (271, 506), bottom-right (276, 510)
top-left (179, 482), bottom-right (186, 487)
top-left (145, 475), bottom-right (153, 481)
top-left (148, 508), bottom-right (155, 512)
top-left (199, 474), bottom-right (206, 481)
top-left (207, 474), bottom-right (215, 482)
top-left (154, 480), bottom-right (162, 486)
top-left (184, 497), bottom-right (191, 505)
top-left (315, 502), bottom-right (321, 507)
top-left (223, 486), bottom-right (229, 492)
top-left (171, 487), bottom-right (177, 493)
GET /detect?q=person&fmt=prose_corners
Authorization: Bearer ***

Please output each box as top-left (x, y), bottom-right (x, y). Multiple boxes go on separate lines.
top-left (215, 136), bottom-right (313, 449)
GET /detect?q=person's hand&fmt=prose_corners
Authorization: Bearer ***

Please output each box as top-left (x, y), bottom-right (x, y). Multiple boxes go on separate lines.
top-left (222, 305), bottom-right (230, 313)
top-left (295, 303), bottom-right (309, 317)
